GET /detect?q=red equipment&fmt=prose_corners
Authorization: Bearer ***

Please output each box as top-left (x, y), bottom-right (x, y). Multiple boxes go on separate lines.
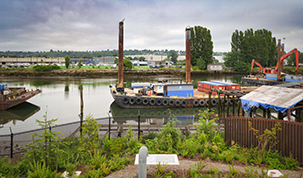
top-left (274, 48), bottom-right (299, 72)
top-left (250, 48), bottom-right (300, 75)
top-left (250, 59), bottom-right (263, 74)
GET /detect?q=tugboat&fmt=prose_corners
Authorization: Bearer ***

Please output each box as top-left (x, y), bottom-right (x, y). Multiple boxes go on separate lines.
top-left (0, 84), bottom-right (41, 110)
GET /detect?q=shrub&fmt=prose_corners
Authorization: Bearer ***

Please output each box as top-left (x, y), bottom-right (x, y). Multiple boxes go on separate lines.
top-left (32, 64), bottom-right (61, 71)
top-left (79, 114), bottom-right (100, 155)
top-left (157, 121), bottom-right (183, 151)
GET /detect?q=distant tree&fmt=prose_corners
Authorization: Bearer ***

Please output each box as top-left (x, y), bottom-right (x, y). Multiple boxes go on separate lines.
top-left (196, 58), bottom-right (206, 70)
top-left (287, 58), bottom-right (293, 66)
top-left (223, 52), bottom-right (237, 67)
top-left (65, 55), bottom-right (70, 69)
top-left (229, 28), bottom-right (276, 69)
top-left (123, 59), bottom-right (132, 69)
top-left (139, 56), bottom-right (145, 61)
top-left (190, 26), bottom-right (213, 67)
top-left (170, 52), bottom-right (178, 64)
top-left (78, 59), bottom-right (82, 69)
top-left (233, 60), bottom-right (249, 72)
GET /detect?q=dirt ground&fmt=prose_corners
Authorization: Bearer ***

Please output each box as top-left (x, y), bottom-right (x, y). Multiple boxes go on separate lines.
top-left (105, 155), bottom-right (303, 178)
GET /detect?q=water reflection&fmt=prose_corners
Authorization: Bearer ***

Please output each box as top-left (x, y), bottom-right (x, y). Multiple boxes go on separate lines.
top-left (110, 101), bottom-right (205, 125)
top-left (0, 102), bottom-right (40, 128)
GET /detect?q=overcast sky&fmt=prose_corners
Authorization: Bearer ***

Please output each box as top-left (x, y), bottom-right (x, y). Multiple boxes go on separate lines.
top-left (0, 0), bottom-right (302, 52)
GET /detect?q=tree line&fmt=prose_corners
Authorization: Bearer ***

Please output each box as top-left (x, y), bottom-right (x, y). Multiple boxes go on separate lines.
top-left (0, 49), bottom-right (185, 59)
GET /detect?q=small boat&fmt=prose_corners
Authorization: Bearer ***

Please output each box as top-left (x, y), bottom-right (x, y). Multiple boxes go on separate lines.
top-left (0, 84), bottom-right (41, 110)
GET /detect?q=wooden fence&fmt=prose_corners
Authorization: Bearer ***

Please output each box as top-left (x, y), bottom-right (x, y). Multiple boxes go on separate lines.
top-left (225, 117), bottom-right (303, 165)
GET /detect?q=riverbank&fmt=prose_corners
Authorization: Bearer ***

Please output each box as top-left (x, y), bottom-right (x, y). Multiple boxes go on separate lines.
top-left (0, 68), bottom-right (248, 78)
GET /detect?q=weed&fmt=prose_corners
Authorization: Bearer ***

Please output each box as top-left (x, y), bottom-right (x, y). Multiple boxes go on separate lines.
top-left (244, 166), bottom-right (259, 178)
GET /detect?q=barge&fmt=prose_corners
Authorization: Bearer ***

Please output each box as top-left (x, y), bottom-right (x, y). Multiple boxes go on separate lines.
top-left (110, 21), bottom-right (243, 109)
top-left (0, 84), bottom-right (41, 110)
top-left (109, 81), bottom-right (242, 109)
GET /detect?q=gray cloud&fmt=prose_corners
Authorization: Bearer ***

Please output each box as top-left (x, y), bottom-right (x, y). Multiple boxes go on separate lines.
top-left (0, 0), bottom-right (302, 52)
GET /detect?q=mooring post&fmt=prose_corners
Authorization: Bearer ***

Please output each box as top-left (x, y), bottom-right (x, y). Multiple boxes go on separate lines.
top-left (80, 85), bottom-right (83, 136)
top-left (242, 108), bottom-right (245, 117)
top-left (266, 108), bottom-right (270, 118)
top-left (139, 146), bottom-right (148, 178)
top-left (217, 91), bottom-right (221, 117)
top-left (138, 110), bottom-right (141, 140)
top-left (262, 106), bottom-right (266, 118)
top-left (9, 127), bottom-right (13, 159)
top-left (208, 92), bottom-right (211, 112)
top-left (237, 99), bottom-right (241, 116)
top-left (277, 39), bottom-right (282, 81)
top-left (232, 95), bottom-right (235, 116)
top-left (118, 19), bottom-right (124, 89)
top-left (108, 112), bottom-right (111, 139)
top-left (226, 95), bottom-right (230, 117)
top-left (222, 94), bottom-right (226, 117)
top-left (185, 26), bottom-right (191, 83)
top-left (278, 111), bottom-right (283, 120)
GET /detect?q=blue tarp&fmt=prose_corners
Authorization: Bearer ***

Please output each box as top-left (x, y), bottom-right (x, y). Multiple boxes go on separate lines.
top-left (241, 99), bottom-right (299, 115)
top-left (240, 86), bottom-right (303, 115)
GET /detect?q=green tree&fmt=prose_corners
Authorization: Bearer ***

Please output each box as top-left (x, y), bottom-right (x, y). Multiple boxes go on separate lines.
top-left (228, 28), bottom-right (276, 70)
top-left (139, 56), bottom-right (146, 61)
top-left (123, 59), bottom-right (132, 69)
top-left (196, 58), bottom-right (206, 70)
top-left (190, 26), bottom-right (213, 67)
top-left (223, 52), bottom-right (237, 67)
top-left (233, 61), bottom-right (249, 72)
top-left (78, 59), bottom-right (82, 69)
top-left (170, 52), bottom-right (178, 64)
top-left (65, 55), bottom-right (70, 69)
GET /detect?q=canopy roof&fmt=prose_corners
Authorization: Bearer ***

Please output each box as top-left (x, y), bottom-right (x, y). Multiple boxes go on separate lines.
top-left (240, 86), bottom-right (303, 114)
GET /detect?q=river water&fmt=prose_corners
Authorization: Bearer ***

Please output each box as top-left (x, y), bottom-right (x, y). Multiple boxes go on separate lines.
top-left (0, 75), bottom-right (242, 135)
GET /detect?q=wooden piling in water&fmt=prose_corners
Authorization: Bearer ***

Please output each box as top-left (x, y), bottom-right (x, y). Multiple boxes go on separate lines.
top-left (217, 91), bottom-right (221, 117)
top-left (226, 95), bottom-right (230, 117)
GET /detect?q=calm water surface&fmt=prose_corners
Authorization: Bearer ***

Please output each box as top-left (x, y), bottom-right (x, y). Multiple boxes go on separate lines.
top-left (0, 75), bottom-right (243, 134)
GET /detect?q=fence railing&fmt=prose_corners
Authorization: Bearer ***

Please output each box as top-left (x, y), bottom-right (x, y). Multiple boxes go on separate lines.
top-left (225, 117), bottom-right (303, 165)
top-left (0, 114), bottom-right (203, 158)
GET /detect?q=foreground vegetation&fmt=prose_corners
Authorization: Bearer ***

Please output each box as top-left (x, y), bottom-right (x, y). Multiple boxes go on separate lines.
top-left (0, 110), bottom-right (301, 178)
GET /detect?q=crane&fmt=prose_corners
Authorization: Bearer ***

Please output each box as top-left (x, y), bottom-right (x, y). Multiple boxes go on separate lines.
top-left (250, 59), bottom-right (263, 75)
top-left (274, 48), bottom-right (299, 72)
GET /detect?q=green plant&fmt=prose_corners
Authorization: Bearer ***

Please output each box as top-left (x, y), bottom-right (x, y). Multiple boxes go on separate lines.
top-left (283, 153), bottom-right (299, 170)
top-left (65, 162), bottom-right (77, 177)
top-left (192, 109), bottom-right (218, 141)
top-left (90, 149), bottom-right (106, 169)
top-left (227, 162), bottom-right (241, 177)
top-left (244, 166), bottom-right (259, 178)
top-left (85, 168), bottom-right (104, 178)
top-left (153, 162), bottom-right (174, 178)
top-left (79, 114), bottom-right (100, 155)
top-left (27, 160), bottom-right (56, 178)
top-left (207, 166), bottom-right (219, 178)
top-left (249, 121), bottom-right (281, 158)
top-left (21, 112), bottom-right (63, 170)
top-left (157, 121), bottom-right (183, 151)
top-left (32, 64), bottom-right (61, 71)
top-left (123, 125), bottom-right (138, 149)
